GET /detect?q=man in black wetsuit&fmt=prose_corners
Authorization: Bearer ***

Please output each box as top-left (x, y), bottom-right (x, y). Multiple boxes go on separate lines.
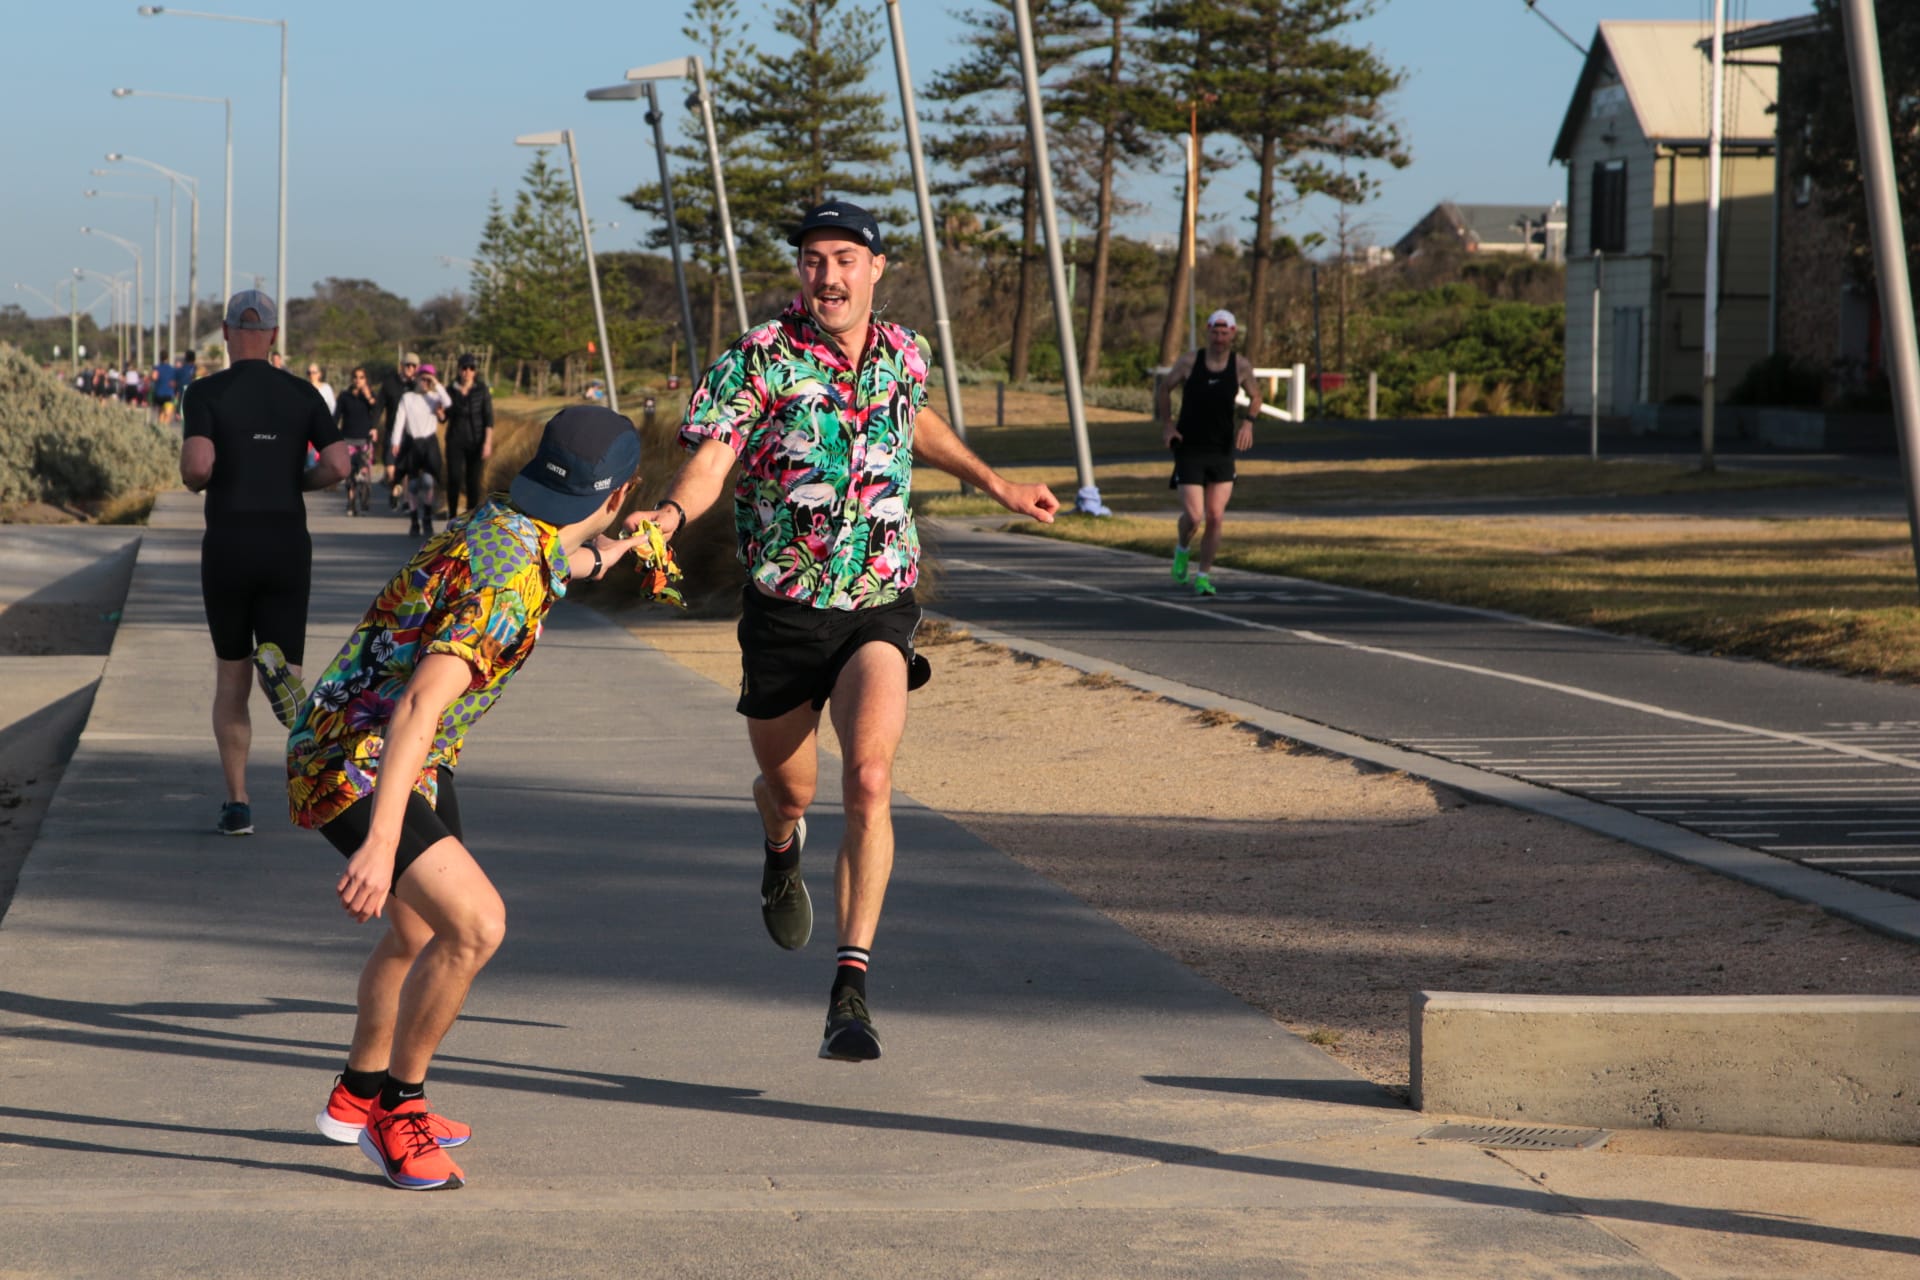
top-left (1155, 308), bottom-right (1261, 597)
top-left (179, 290), bottom-right (349, 836)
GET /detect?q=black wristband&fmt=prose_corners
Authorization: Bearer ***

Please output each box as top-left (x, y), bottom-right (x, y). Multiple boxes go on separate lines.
top-left (585, 543), bottom-right (603, 580)
top-left (659, 498), bottom-right (688, 536)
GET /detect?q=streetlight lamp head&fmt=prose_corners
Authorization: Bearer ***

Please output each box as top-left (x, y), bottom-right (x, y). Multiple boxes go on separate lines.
top-left (626, 57), bottom-right (693, 81)
top-left (514, 130), bottom-right (567, 147)
top-left (138, 6), bottom-right (164, 15)
top-left (79, 226), bottom-right (91, 234)
top-left (112, 88), bottom-right (132, 97)
top-left (84, 190), bottom-right (98, 197)
top-left (585, 84), bottom-right (647, 101)
top-left (105, 152), bottom-right (123, 161)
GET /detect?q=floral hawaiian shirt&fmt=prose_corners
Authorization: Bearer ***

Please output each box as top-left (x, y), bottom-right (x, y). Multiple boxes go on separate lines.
top-left (286, 497), bottom-right (569, 830)
top-left (682, 297), bottom-right (927, 611)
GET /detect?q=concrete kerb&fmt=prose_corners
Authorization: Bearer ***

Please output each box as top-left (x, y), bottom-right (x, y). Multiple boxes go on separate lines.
top-left (1411, 991), bottom-right (1920, 1144)
top-left (929, 614), bottom-right (1920, 948)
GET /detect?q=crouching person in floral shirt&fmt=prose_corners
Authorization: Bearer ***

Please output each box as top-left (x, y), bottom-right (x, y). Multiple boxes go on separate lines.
top-left (287, 406), bottom-right (643, 1191)
top-left (629, 200), bottom-right (1059, 1064)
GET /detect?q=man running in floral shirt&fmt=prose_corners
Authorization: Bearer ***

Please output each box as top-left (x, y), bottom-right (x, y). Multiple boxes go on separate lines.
top-left (632, 200), bottom-right (1058, 1062)
top-left (290, 406), bottom-right (644, 1190)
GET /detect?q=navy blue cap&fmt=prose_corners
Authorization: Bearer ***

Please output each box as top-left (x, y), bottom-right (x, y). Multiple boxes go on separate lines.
top-left (509, 405), bottom-right (641, 527)
top-left (788, 200), bottom-right (887, 256)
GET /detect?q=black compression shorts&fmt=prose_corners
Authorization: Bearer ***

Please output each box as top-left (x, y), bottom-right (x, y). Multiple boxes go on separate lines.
top-left (736, 587), bottom-right (931, 720)
top-left (319, 770), bottom-right (465, 886)
top-left (200, 524), bottom-right (312, 664)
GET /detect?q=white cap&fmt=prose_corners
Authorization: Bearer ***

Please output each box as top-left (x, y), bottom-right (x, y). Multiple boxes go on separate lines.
top-left (1207, 309), bottom-right (1237, 329)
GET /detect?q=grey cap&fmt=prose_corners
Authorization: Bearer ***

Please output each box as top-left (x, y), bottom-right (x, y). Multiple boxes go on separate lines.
top-left (224, 289), bottom-right (278, 331)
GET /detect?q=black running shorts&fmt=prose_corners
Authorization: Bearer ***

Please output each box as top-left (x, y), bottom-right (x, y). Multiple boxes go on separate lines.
top-left (319, 770), bottom-right (465, 886)
top-left (200, 524), bottom-right (312, 664)
top-left (737, 587), bottom-right (931, 720)
top-left (1170, 450), bottom-right (1235, 487)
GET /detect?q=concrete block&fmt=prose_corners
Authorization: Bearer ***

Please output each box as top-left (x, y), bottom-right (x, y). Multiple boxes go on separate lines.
top-left (1411, 991), bottom-right (1920, 1144)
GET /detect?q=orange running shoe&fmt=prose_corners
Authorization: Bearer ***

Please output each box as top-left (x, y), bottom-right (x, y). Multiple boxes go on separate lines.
top-left (359, 1097), bottom-right (467, 1190)
top-left (317, 1076), bottom-right (470, 1147)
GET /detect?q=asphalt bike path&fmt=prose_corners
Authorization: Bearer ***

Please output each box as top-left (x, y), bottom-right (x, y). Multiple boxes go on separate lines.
top-left (0, 493), bottom-right (1743, 1279)
top-left (924, 520), bottom-right (1920, 938)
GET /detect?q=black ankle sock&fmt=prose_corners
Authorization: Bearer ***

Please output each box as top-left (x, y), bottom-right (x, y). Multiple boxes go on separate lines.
top-left (378, 1077), bottom-right (426, 1112)
top-left (765, 830), bottom-right (801, 874)
top-left (341, 1065), bottom-right (386, 1100)
top-left (832, 946), bottom-right (870, 1001)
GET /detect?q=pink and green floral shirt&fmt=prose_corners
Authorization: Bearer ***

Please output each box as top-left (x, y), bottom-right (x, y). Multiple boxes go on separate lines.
top-left (682, 298), bottom-right (926, 611)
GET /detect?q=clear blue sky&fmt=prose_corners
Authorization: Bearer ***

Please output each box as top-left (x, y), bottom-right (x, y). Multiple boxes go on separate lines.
top-left (3, 0), bottom-right (1817, 329)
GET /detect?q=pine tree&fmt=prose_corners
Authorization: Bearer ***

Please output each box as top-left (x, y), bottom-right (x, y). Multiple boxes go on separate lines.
top-left (730, 0), bottom-right (904, 217)
top-left (1057, 0), bottom-right (1162, 382)
top-left (622, 0), bottom-right (787, 356)
top-left (927, 0), bottom-right (1097, 382)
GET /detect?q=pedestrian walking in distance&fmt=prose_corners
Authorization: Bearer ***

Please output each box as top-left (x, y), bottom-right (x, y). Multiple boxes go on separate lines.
top-left (178, 289), bottom-right (348, 837)
top-left (631, 200), bottom-right (1059, 1061)
top-left (443, 354), bottom-right (494, 521)
top-left (290, 406), bottom-right (647, 1190)
top-left (1155, 308), bottom-right (1260, 596)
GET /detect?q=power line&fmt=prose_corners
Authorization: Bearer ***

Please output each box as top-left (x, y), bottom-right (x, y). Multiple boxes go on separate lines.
top-left (1523, 1), bottom-right (1588, 58)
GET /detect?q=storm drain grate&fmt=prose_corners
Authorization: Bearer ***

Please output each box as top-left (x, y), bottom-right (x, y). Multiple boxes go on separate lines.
top-left (1419, 1123), bottom-right (1611, 1151)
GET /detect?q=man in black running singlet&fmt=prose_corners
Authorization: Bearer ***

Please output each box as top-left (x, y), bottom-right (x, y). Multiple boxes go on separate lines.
top-left (1156, 308), bottom-right (1260, 596)
top-left (179, 290), bottom-right (349, 836)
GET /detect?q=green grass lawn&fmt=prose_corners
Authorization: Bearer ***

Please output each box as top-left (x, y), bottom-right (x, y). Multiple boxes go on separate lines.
top-left (1016, 512), bottom-right (1920, 682)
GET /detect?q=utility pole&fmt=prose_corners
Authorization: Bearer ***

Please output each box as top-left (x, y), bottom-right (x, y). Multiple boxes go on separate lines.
top-left (1700, 0), bottom-right (1726, 473)
top-left (1840, 0), bottom-right (1920, 590)
top-left (1590, 250), bottom-right (1603, 460)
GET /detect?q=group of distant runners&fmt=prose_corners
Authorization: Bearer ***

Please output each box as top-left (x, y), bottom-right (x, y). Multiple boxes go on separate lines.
top-left (174, 195), bottom-right (1253, 1194)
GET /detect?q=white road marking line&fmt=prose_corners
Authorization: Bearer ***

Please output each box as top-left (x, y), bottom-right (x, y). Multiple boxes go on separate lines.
top-left (1803, 855), bottom-right (1920, 863)
top-left (1764, 844), bottom-right (1920, 852)
top-left (955, 557), bottom-right (1920, 771)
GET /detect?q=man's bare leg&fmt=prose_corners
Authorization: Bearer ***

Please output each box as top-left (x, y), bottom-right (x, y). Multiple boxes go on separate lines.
top-left (212, 658), bottom-right (253, 804)
top-left (826, 642), bottom-right (909, 951)
top-left (748, 702), bottom-right (822, 847)
top-left (386, 836), bottom-right (507, 1084)
top-left (346, 898), bottom-right (436, 1072)
top-left (1196, 480), bottom-right (1234, 575)
top-left (1176, 483), bottom-right (1204, 553)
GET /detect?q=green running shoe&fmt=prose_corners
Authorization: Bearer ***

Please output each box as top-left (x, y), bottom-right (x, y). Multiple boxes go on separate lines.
top-left (1193, 573), bottom-right (1217, 597)
top-left (1171, 545), bottom-right (1191, 582)
top-left (819, 989), bottom-right (882, 1062)
top-left (253, 642), bottom-right (309, 729)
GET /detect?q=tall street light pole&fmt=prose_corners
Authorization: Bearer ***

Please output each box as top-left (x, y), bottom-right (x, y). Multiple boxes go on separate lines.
top-left (85, 190), bottom-right (162, 364)
top-left (102, 158), bottom-right (196, 356)
top-left (1010, 0), bottom-right (1106, 515)
top-left (883, 0), bottom-right (970, 475)
top-left (113, 89), bottom-right (230, 349)
top-left (627, 57), bottom-right (748, 338)
top-left (138, 6), bottom-right (288, 356)
top-left (516, 130), bottom-right (620, 414)
top-left (1840, 0), bottom-right (1920, 592)
top-left (585, 79), bottom-right (701, 386)
top-left (77, 268), bottom-right (132, 368)
top-left (82, 226), bottom-right (145, 370)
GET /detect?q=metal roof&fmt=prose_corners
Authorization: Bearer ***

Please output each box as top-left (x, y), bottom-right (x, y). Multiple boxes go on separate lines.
top-left (1552, 20), bottom-right (1779, 163)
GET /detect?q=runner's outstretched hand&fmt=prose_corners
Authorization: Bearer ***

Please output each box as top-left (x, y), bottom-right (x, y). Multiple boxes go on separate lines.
top-left (995, 481), bottom-right (1059, 524)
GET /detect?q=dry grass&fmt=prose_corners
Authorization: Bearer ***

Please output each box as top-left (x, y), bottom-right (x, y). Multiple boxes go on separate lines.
top-left (915, 455), bottom-right (1841, 516)
top-left (1025, 512), bottom-right (1920, 682)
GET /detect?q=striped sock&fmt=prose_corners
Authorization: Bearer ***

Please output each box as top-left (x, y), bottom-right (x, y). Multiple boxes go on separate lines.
top-left (833, 946), bottom-right (870, 999)
top-left (764, 829), bottom-right (800, 874)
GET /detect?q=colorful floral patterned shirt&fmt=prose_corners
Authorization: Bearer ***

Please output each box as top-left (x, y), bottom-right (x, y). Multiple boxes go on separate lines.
top-left (682, 298), bottom-right (927, 611)
top-left (286, 497), bottom-right (569, 830)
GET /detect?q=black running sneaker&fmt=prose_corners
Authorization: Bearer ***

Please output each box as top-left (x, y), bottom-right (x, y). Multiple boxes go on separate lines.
top-left (760, 817), bottom-right (812, 950)
top-left (216, 801), bottom-right (253, 836)
top-left (819, 989), bottom-right (882, 1062)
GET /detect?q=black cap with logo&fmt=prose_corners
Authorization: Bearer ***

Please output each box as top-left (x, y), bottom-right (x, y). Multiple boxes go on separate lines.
top-left (787, 200), bottom-right (887, 256)
top-left (509, 405), bottom-right (641, 528)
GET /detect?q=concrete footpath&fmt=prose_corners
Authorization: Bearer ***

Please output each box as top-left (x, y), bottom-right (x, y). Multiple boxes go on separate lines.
top-left (1, 495), bottom-right (1916, 1278)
